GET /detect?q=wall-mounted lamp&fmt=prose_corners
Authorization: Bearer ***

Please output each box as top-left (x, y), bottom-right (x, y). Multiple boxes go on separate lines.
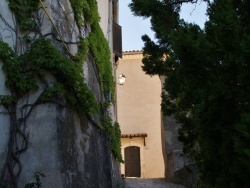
top-left (118, 74), bottom-right (126, 85)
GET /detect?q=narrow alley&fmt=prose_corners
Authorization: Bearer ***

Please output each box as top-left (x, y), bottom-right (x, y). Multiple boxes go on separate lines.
top-left (125, 178), bottom-right (186, 188)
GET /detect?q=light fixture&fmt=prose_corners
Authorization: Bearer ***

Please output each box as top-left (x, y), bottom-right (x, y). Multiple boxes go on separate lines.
top-left (118, 74), bottom-right (126, 85)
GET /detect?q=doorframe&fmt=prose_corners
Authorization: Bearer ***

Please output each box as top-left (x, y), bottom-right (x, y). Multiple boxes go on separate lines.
top-left (121, 142), bottom-right (145, 178)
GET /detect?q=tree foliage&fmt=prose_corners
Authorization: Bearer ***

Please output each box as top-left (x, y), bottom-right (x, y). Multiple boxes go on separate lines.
top-left (130, 0), bottom-right (250, 187)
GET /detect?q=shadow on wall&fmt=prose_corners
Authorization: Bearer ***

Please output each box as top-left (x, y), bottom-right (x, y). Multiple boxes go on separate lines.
top-left (166, 151), bottom-right (199, 188)
top-left (164, 115), bottom-right (199, 188)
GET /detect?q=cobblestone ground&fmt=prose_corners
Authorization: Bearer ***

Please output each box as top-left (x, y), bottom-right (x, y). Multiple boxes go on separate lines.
top-left (125, 178), bottom-right (186, 188)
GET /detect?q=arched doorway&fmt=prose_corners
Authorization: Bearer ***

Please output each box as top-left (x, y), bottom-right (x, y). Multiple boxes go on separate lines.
top-left (125, 146), bottom-right (141, 177)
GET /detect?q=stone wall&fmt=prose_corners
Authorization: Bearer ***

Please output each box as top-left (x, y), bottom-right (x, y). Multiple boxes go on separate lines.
top-left (163, 115), bottom-right (197, 188)
top-left (0, 0), bottom-right (123, 187)
top-left (0, 0), bottom-right (16, 183)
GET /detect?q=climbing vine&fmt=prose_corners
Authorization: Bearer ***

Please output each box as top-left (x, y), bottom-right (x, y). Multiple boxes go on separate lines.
top-left (8, 0), bottom-right (39, 30)
top-left (104, 115), bottom-right (123, 163)
top-left (5, 0), bottom-right (115, 102)
top-left (69, 0), bottom-right (100, 26)
top-left (0, 37), bottom-right (99, 188)
top-left (88, 22), bottom-right (115, 102)
top-left (0, 0), bottom-right (121, 187)
top-left (0, 38), bottom-right (98, 113)
top-left (70, 0), bottom-right (115, 102)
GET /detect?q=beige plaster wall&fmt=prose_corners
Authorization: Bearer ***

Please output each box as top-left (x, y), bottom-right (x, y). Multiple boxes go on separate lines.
top-left (117, 51), bottom-right (165, 178)
top-left (97, 0), bottom-right (109, 36)
top-left (97, 0), bottom-right (112, 46)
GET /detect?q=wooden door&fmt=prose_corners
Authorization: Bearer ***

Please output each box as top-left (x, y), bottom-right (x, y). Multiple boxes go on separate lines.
top-left (125, 146), bottom-right (140, 177)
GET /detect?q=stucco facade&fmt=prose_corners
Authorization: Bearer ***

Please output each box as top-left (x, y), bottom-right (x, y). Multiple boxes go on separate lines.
top-left (97, 0), bottom-right (112, 48)
top-left (117, 51), bottom-right (165, 178)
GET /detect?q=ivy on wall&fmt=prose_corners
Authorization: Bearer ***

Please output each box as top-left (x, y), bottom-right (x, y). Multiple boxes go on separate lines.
top-left (70, 0), bottom-right (115, 102)
top-left (6, 0), bottom-right (115, 103)
top-left (70, 0), bottom-right (100, 26)
top-left (0, 2), bottom-right (121, 184)
top-left (0, 38), bottom-right (99, 113)
top-left (104, 115), bottom-right (123, 163)
top-left (8, 0), bottom-right (39, 30)
top-left (88, 22), bottom-right (115, 101)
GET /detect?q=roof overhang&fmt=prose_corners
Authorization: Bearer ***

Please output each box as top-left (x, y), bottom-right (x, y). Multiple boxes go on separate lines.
top-left (121, 133), bottom-right (147, 138)
top-left (121, 133), bottom-right (148, 146)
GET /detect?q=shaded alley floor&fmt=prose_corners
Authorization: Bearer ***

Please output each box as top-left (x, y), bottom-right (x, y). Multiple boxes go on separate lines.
top-left (125, 178), bottom-right (186, 188)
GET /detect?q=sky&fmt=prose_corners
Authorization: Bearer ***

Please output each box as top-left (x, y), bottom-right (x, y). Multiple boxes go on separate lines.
top-left (119, 0), bottom-right (208, 51)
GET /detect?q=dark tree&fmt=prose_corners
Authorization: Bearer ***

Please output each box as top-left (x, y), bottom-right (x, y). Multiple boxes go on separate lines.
top-left (129, 0), bottom-right (250, 187)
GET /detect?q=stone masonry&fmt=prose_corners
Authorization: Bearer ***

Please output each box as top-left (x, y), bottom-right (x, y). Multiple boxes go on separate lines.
top-left (0, 1), bottom-right (122, 187)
